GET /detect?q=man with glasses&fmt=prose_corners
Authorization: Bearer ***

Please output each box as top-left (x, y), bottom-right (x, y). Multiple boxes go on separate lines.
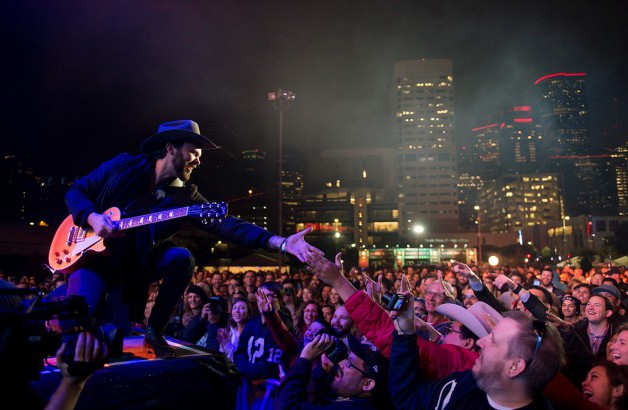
top-left (389, 290), bottom-right (565, 409)
top-left (276, 332), bottom-right (388, 409)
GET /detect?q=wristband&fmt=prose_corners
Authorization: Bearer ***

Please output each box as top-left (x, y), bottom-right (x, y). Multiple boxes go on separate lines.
top-left (513, 284), bottom-right (523, 294)
top-left (280, 239), bottom-right (288, 253)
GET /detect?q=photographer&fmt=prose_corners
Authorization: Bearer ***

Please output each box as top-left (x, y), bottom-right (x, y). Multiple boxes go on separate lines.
top-left (276, 332), bottom-right (388, 409)
top-left (186, 295), bottom-right (228, 350)
top-left (0, 279), bottom-right (107, 410)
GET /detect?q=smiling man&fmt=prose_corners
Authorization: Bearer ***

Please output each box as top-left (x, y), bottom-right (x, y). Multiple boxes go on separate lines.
top-left (63, 119), bottom-right (322, 358)
top-left (389, 290), bottom-right (565, 409)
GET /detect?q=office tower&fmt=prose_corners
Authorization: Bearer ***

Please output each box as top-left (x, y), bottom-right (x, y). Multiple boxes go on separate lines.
top-left (230, 149), bottom-right (269, 229)
top-left (477, 174), bottom-right (561, 233)
top-left (393, 59), bottom-right (458, 234)
top-left (535, 72), bottom-right (589, 156)
top-left (612, 144), bottom-right (628, 215)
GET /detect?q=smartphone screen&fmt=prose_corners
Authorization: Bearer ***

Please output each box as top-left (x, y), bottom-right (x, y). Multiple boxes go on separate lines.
top-left (533, 279), bottom-right (541, 286)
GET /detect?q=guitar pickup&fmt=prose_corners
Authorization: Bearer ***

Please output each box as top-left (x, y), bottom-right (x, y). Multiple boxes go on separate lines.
top-left (66, 226), bottom-right (76, 246)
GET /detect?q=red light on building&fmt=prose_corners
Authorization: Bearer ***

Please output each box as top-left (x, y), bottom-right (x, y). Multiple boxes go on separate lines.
top-left (500, 122), bottom-right (506, 128)
top-left (513, 118), bottom-right (533, 123)
top-left (534, 72), bottom-right (586, 86)
top-left (471, 123), bottom-right (498, 132)
top-left (586, 221), bottom-right (592, 237)
top-left (513, 106), bottom-right (531, 111)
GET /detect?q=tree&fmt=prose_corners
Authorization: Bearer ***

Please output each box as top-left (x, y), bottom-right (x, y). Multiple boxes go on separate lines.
top-left (614, 221), bottom-right (628, 255)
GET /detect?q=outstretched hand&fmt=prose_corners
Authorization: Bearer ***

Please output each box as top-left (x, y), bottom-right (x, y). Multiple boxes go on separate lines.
top-left (284, 227), bottom-right (324, 262)
top-left (305, 252), bottom-right (344, 286)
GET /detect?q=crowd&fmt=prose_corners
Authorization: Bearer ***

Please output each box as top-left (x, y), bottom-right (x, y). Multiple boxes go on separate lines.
top-left (3, 257), bottom-right (628, 409)
top-left (133, 257), bottom-right (627, 409)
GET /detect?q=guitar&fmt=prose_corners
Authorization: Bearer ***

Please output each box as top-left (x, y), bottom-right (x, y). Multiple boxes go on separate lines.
top-left (48, 202), bottom-right (227, 274)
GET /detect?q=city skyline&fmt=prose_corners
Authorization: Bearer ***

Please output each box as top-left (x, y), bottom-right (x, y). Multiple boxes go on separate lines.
top-left (2, 1), bottom-right (627, 180)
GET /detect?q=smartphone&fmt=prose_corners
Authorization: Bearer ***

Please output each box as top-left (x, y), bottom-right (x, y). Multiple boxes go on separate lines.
top-left (533, 279), bottom-right (541, 286)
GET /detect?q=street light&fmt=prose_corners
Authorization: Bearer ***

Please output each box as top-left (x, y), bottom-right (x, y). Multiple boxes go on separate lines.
top-left (474, 205), bottom-right (482, 264)
top-left (562, 215), bottom-right (570, 258)
top-left (268, 89), bottom-right (295, 238)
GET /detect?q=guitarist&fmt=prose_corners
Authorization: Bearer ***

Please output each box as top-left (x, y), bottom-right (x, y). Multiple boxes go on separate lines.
top-left (64, 119), bottom-right (322, 358)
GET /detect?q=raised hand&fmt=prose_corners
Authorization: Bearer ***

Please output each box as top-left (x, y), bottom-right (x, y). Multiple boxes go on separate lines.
top-left (389, 291), bottom-right (416, 336)
top-left (364, 272), bottom-right (383, 304)
top-left (305, 253), bottom-right (343, 286)
top-left (255, 289), bottom-right (273, 313)
top-left (451, 260), bottom-right (481, 286)
top-left (494, 274), bottom-right (515, 291)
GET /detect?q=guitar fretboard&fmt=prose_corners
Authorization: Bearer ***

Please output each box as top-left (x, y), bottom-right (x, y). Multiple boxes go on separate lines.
top-left (116, 207), bottom-right (189, 230)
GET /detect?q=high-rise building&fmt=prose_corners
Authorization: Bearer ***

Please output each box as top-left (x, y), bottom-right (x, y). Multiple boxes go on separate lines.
top-left (468, 105), bottom-right (544, 181)
top-left (612, 144), bottom-right (628, 215)
top-left (477, 174), bottom-right (561, 233)
top-left (535, 72), bottom-right (589, 156)
top-left (393, 59), bottom-right (458, 234)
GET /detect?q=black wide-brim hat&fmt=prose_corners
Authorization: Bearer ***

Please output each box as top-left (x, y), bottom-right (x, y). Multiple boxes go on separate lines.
top-left (140, 119), bottom-right (219, 155)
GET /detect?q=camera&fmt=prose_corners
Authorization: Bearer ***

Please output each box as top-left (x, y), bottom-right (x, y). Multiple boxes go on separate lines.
top-left (381, 292), bottom-right (408, 311)
top-left (208, 296), bottom-right (226, 316)
top-left (315, 328), bottom-right (349, 363)
top-left (0, 292), bottom-right (116, 381)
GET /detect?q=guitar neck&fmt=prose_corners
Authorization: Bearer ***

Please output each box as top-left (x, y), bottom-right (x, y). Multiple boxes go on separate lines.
top-left (116, 207), bottom-right (190, 230)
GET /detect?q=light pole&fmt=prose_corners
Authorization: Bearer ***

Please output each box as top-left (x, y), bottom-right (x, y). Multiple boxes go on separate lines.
top-left (562, 215), bottom-right (570, 258)
top-left (474, 205), bottom-right (482, 265)
top-left (267, 89), bottom-right (295, 238)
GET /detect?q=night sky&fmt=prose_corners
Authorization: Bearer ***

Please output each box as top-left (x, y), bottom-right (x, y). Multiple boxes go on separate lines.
top-left (2, 1), bottom-right (627, 180)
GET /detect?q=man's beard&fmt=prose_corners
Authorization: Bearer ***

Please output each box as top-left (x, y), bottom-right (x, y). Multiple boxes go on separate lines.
top-left (473, 357), bottom-right (504, 393)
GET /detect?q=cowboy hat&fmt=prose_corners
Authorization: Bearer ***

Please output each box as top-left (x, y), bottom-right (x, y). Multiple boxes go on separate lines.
top-left (140, 120), bottom-right (219, 154)
top-left (436, 301), bottom-right (504, 339)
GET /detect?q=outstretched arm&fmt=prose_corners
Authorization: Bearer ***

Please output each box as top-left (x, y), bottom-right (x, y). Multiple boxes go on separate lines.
top-left (267, 227), bottom-right (324, 263)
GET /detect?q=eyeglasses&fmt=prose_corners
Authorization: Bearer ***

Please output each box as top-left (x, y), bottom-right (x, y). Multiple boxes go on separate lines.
top-left (443, 322), bottom-right (462, 336)
top-left (463, 294), bottom-right (477, 300)
top-left (426, 290), bottom-right (445, 299)
top-left (344, 356), bottom-right (372, 379)
top-left (527, 320), bottom-right (547, 365)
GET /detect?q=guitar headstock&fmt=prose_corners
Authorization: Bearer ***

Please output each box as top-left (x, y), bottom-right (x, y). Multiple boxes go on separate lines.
top-left (190, 202), bottom-right (228, 224)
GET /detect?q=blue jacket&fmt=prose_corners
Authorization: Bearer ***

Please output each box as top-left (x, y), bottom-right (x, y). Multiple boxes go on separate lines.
top-left (234, 315), bottom-right (287, 380)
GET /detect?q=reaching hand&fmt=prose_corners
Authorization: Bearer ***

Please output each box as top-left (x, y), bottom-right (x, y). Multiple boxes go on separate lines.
top-left (284, 227), bottom-right (324, 262)
top-left (451, 260), bottom-right (481, 286)
top-left (305, 253), bottom-right (343, 286)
